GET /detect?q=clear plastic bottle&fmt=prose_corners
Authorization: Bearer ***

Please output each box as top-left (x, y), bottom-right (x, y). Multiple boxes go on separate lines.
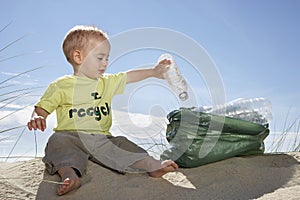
top-left (158, 53), bottom-right (189, 101)
top-left (206, 98), bottom-right (272, 125)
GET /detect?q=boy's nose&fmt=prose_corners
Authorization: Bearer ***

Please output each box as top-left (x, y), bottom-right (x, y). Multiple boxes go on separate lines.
top-left (103, 60), bottom-right (108, 67)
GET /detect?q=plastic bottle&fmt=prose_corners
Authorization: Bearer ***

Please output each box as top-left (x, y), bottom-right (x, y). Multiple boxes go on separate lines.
top-left (158, 53), bottom-right (189, 101)
top-left (207, 98), bottom-right (272, 125)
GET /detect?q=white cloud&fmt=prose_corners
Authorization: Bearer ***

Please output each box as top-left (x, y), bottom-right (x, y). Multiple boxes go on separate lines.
top-left (1, 71), bottom-right (30, 78)
top-left (0, 70), bottom-right (40, 86)
top-left (112, 109), bottom-right (167, 138)
top-left (0, 102), bottom-right (25, 109)
top-left (0, 106), bottom-right (33, 127)
top-left (0, 105), bottom-right (56, 130)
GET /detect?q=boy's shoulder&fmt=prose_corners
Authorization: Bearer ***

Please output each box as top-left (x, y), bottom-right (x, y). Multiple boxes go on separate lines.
top-left (55, 75), bottom-right (74, 81)
top-left (50, 75), bottom-right (75, 87)
top-left (101, 72), bottom-right (127, 80)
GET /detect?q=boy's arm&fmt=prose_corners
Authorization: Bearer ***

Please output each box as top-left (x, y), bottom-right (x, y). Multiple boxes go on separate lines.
top-left (126, 59), bottom-right (171, 84)
top-left (27, 106), bottom-right (49, 132)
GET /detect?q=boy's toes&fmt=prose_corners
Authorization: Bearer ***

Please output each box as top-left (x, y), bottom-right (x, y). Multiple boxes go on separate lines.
top-left (161, 160), bottom-right (178, 170)
top-left (57, 178), bottom-right (81, 196)
top-left (148, 160), bottom-right (178, 178)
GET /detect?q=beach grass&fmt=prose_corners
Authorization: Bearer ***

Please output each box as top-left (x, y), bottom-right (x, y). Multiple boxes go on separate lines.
top-left (0, 22), bottom-right (43, 161)
top-left (268, 114), bottom-right (300, 153)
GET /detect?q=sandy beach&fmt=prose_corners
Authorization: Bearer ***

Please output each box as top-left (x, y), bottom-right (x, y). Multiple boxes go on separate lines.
top-left (0, 152), bottom-right (299, 200)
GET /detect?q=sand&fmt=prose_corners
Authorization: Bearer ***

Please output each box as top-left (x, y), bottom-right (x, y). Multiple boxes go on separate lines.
top-left (0, 152), bottom-right (299, 200)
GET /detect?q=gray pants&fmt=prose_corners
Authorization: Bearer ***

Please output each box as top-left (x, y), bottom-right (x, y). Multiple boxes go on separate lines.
top-left (42, 131), bottom-right (149, 176)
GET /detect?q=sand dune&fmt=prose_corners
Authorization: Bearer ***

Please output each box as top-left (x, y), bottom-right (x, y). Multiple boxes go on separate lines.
top-left (0, 152), bottom-right (299, 200)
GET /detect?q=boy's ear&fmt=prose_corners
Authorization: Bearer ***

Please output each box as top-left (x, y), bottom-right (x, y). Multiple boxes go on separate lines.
top-left (73, 50), bottom-right (83, 64)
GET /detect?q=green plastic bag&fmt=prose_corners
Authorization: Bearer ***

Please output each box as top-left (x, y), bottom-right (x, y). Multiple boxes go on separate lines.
top-left (161, 108), bottom-right (269, 168)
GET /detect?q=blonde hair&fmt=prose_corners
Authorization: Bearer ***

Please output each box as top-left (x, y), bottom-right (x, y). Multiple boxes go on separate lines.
top-left (62, 25), bottom-right (108, 65)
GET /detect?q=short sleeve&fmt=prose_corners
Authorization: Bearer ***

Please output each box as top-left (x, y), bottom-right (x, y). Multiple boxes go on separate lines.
top-left (109, 72), bottom-right (127, 96)
top-left (35, 82), bottom-right (62, 114)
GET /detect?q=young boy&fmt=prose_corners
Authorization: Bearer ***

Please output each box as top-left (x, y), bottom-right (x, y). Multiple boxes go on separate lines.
top-left (27, 25), bottom-right (178, 196)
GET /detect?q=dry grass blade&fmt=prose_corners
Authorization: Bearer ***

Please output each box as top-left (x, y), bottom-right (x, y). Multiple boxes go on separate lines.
top-left (0, 84), bottom-right (16, 90)
top-left (0, 92), bottom-right (32, 109)
top-left (0, 53), bottom-right (30, 63)
top-left (0, 21), bottom-right (13, 33)
top-left (0, 35), bottom-right (28, 53)
top-left (0, 66), bottom-right (45, 85)
top-left (0, 86), bottom-right (44, 98)
top-left (0, 126), bottom-right (26, 134)
top-left (5, 127), bottom-right (26, 162)
top-left (0, 104), bottom-right (31, 121)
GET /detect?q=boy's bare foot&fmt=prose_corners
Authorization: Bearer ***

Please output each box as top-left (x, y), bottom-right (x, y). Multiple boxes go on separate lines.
top-left (130, 157), bottom-right (178, 178)
top-left (148, 160), bottom-right (178, 178)
top-left (57, 167), bottom-right (81, 196)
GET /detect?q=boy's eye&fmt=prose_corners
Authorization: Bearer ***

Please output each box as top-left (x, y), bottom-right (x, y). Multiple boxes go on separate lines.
top-left (98, 57), bottom-right (109, 62)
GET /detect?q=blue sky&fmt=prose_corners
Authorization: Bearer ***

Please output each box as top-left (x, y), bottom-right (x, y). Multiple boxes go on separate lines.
top-left (1, 0), bottom-right (300, 158)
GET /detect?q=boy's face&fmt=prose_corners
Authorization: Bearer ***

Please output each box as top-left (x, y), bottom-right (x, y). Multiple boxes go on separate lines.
top-left (78, 38), bottom-right (111, 79)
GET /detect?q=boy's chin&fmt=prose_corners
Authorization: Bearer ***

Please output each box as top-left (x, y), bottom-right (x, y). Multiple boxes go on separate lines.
top-left (94, 73), bottom-right (104, 78)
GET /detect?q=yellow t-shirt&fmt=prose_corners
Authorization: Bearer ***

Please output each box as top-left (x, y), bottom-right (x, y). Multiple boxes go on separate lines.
top-left (36, 73), bottom-right (127, 135)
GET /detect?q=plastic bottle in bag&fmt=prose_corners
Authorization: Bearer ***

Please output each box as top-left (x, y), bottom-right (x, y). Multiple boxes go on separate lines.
top-left (207, 98), bottom-right (272, 125)
top-left (158, 53), bottom-right (189, 101)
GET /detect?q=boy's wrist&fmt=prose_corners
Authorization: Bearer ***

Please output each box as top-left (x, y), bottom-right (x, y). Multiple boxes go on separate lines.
top-left (150, 68), bottom-right (157, 77)
top-left (152, 66), bottom-right (164, 79)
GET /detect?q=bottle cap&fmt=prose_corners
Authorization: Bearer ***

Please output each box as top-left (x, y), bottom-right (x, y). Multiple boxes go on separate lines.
top-left (158, 53), bottom-right (173, 62)
top-left (179, 92), bottom-right (188, 101)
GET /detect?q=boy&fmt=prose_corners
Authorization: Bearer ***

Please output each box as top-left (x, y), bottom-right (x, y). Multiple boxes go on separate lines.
top-left (27, 25), bottom-right (178, 196)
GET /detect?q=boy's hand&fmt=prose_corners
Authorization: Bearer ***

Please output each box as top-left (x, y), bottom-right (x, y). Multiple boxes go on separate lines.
top-left (27, 107), bottom-right (48, 132)
top-left (153, 59), bottom-right (171, 79)
top-left (27, 116), bottom-right (47, 132)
